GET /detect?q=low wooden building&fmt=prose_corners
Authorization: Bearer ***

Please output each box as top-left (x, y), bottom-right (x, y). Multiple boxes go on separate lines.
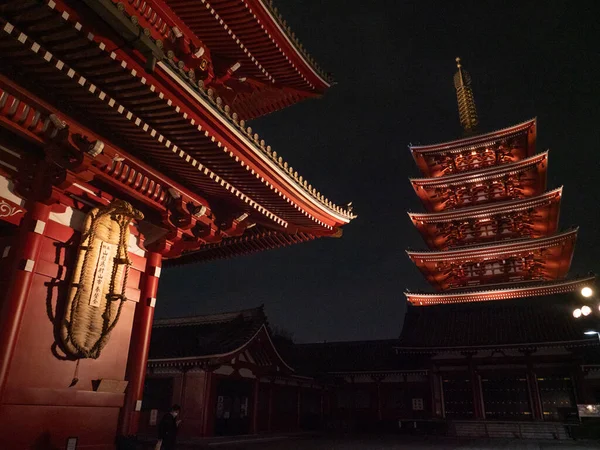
top-left (142, 307), bottom-right (331, 438)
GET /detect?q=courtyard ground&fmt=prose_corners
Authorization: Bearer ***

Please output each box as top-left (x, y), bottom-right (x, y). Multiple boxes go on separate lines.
top-left (171, 434), bottom-right (600, 449)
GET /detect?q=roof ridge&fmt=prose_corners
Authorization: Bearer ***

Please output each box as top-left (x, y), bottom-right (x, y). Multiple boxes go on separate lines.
top-left (296, 338), bottom-right (400, 347)
top-left (259, 0), bottom-right (334, 85)
top-left (154, 305), bottom-right (265, 327)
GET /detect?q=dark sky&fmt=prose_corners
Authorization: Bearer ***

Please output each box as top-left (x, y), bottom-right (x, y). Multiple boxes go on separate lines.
top-left (157, 1), bottom-right (600, 342)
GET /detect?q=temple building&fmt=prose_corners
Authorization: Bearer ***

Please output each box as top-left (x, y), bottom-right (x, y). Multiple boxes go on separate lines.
top-left (0, 1), bottom-right (354, 449)
top-left (142, 307), bottom-right (331, 438)
top-left (139, 59), bottom-right (599, 440)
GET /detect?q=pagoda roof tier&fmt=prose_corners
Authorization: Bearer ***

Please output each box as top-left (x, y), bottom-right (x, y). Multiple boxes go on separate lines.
top-left (410, 119), bottom-right (536, 177)
top-left (405, 276), bottom-right (595, 306)
top-left (410, 152), bottom-right (548, 212)
top-left (398, 278), bottom-right (597, 351)
top-left (0, 7), bottom-right (354, 237)
top-left (408, 188), bottom-right (563, 250)
top-left (407, 228), bottom-right (578, 291)
top-left (109, 0), bottom-right (332, 119)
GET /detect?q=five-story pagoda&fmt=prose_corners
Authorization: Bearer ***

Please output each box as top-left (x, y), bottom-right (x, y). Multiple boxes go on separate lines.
top-left (398, 59), bottom-right (598, 427)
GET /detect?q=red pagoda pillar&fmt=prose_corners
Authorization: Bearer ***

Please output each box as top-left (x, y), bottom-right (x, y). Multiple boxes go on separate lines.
top-left (526, 358), bottom-right (543, 420)
top-left (120, 251), bottom-right (162, 435)
top-left (468, 359), bottom-right (485, 420)
top-left (0, 199), bottom-right (52, 401)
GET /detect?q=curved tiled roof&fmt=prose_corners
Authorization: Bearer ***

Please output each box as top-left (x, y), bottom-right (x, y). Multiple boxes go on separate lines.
top-left (0, 2), bottom-right (355, 233)
top-left (405, 276), bottom-right (596, 306)
top-left (398, 289), bottom-right (599, 350)
top-left (150, 306), bottom-right (266, 360)
top-left (408, 187), bottom-right (563, 223)
top-left (409, 119), bottom-right (536, 154)
top-left (407, 228), bottom-right (577, 260)
top-left (410, 151), bottom-right (548, 187)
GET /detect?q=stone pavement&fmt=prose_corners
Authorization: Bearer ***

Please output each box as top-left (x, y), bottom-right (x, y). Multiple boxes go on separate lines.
top-left (191, 435), bottom-right (600, 450)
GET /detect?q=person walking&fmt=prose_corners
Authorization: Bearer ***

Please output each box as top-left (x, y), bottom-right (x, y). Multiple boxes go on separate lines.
top-left (156, 405), bottom-right (181, 450)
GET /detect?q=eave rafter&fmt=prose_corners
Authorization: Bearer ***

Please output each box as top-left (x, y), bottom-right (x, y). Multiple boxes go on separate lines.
top-left (408, 187), bottom-right (563, 224)
top-left (409, 188), bottom-right (563, 250)
top-left (410, 119), bottom-right (537, 178)
top-left (410, 119), bottom-right (536, 155)
top-left (0, 1), bottom-right (354, 235)
top-left (410, 151), bottom-right (548, 188)
top-left (405, 276), bottom-right (596, 306)
top-left (407, 229), bottom-right (578, 291)
top-left (164, 0), bottom-right (332, 89)
top-left (0, 76), bottom-right (226, 245)
top-left (407, 228), bottom-right (577, 261)
top-left (411, 152), bottom-right (548, 212)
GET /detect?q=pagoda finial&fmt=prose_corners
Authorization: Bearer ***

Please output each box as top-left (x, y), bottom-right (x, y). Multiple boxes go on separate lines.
top-left (453, 57), bottom-right (479, 134)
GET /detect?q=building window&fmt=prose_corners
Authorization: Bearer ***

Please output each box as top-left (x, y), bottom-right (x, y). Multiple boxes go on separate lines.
top-left (412, 398), bottom-right (424, 411)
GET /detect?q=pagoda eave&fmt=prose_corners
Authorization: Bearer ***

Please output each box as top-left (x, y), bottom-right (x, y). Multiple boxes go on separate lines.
top-left (409, 187), bottom-right (563, 250)
top-left (410, 119), bottom-right (537, 178)
top-left (411, 151), bottom-right (548, 212)
top-left (410, 118), bottom-right (536, 154)
top-left (404, 276), bottom-right (596, 306)
top-left (407, 229), bottom-right (578, 291)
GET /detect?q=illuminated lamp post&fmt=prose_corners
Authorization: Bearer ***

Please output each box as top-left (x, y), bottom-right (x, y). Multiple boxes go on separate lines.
top-left (573, 286), bottom-right (599, 338)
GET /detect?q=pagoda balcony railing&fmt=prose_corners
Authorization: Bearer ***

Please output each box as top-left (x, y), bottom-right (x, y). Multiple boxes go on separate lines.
top-left (435, 256), bottom-right (549, 290)
top-left (428, 142), bottom-right (522, 177)
top-left (433, 214), bottom-right (538, 250)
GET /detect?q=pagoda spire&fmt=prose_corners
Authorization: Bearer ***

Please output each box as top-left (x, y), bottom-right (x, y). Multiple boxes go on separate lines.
top-left (454, 57), bottom-right (479, 134)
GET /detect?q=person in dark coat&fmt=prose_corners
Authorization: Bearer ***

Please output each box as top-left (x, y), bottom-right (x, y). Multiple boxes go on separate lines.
top-left (157, 404), bottom-right (181, 450)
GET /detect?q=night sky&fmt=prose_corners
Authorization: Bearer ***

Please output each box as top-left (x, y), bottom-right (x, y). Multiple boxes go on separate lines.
top-left (157, 1), bottom-right (600, 342)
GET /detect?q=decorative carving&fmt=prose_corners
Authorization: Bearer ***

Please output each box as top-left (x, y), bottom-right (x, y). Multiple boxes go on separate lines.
top-left (0, 199), bottom-right (23, 218)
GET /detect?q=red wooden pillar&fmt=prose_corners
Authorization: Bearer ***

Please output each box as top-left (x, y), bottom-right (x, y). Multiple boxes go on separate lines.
top-left (320, 389), bottom-right (325, 425)
top-left (202, 371), bottom-right (214, 436)
top-left (376, 379), bottom-right (382, 421)
top-left (120, 251), bottom-right (162, 435)
top-left (267, 382), bottom-right (273, 432)
top-left (297, 387), bottom-right (302, 429)
top-left (0, 200), bottom-right (51, 401)
top-left (469, 360), bottom-right (485, 419)
top-left (525, 356), bottom-right (543, 420)
top-left (252, 378), bottom-right (260, 434)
